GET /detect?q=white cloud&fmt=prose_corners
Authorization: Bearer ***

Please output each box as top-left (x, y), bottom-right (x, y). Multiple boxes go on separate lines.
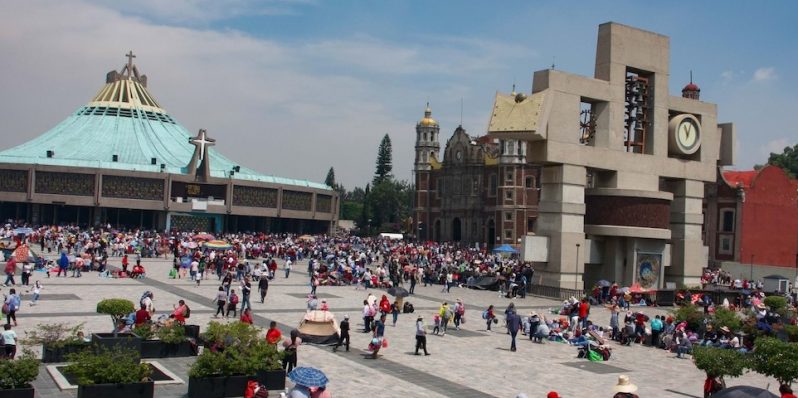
top-left (761, 138), bottom-right (790, 158)
top-left (0, 0), bottom-right (530, 189)
top-left (86, 0), bottom-right (314, 24)
top-left (752, 67), bottom-right (777, 82)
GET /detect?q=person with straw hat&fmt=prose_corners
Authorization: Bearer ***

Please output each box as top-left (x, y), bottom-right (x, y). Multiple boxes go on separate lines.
top-left (612, 375), bottom-right (639, 398)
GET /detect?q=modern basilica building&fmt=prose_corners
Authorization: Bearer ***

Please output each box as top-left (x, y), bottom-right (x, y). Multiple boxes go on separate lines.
top-left (0, 54), bottom-right (338, 233)
top-left (484, 23), bottom-right (736, 289)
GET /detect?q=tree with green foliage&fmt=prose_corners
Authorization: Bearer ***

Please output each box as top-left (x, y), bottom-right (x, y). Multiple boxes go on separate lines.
top-left (712, 307), bottom-right (742, 332)
top-left (324, 167), bottom-right (337, 188)
top-left (373, 134), bottom-right (393, 186)
top-left (672, 304), bottom-right (705, 332)
top-left (692, 346), bottom-right (748, 391)
top-left (96, 298), bottom-right (135, 331)
top-left (750, 336), bottom-right (798, 386)
top-left (766, 143), bottom-right (798, 178)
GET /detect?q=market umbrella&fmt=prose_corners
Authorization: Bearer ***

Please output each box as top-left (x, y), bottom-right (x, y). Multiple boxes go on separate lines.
top-left (205, 240), bottom-right (232, 250)
top-left (13, 227), bottom-right (33, 236)
top-left (298, 234), bottom-right (316, 242)
top-left (619, 287), bottom-right (631, 294)
top-left (288, 367), bottom-right (329, 388)
top-left (597, 280), bottom-right (611, 287)
top-left (192, 233), bottom-right (215, 241)
top-left (711, 386), bottom-right (777, 398)
top-left (387, 286), bottom-right (409, 298)
top-left (492, 244), bottom-right (519, 254)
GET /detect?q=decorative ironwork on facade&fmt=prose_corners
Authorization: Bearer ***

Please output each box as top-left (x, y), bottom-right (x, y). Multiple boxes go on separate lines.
top-left (233, 185), bottom-right (278, 208)
top-left (0, 170), bottom-right (27, 193)
top-left (316, 195), bottom-right (332, 213)
top-left (282, 190), bottom-right (312, 211)
top-left (579, 108), bottom-right (597, 144)
top-left (35, 171), bottom-right (94, 196)
top-left (170, 214), bottom-right (211, 232)
top-left (102, 175), bottom-right (164, 200)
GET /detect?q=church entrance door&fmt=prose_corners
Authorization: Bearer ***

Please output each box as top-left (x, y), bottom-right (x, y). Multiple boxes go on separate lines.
top-left (452, 218), bottom-right (462, 242)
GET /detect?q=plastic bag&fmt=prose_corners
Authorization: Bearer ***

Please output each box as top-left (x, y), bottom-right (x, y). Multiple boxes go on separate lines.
top-left (588, 349), bottom-right (603, 362)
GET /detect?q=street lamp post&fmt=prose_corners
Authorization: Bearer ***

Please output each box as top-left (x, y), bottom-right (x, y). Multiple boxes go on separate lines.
top-left (575, 243), bottom-right (581, 292)
top-left (749, 254), bottom-right (754, 281)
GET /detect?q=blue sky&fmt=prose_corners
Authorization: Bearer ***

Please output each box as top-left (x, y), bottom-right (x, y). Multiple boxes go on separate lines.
top-left (1, 0), bottom-right (796, 188)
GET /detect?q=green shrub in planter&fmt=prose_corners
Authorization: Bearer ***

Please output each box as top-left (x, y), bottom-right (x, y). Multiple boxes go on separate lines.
top-left (672, 304), bottom-right (705, 331)
top-left (190, 322), bottom-right (282, 378)
top-left (132, 324), bottom-right (155, 340)
top-left (65, 346), bottom-right (151, 385)
top-left (764, 296), bottom-right (788, 312)
top-left (0, 349), bottom-right (40, 389)
top-left (23, 322), bottom-right (86, 349)
top-left (96, 299), bottom-right (135, 330)
top-left (711, 307), bottom-right (742, 332)
top-left (157, 324), bottom-right (186, 344)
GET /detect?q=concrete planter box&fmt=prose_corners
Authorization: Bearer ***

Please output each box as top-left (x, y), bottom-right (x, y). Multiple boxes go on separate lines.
top-left (257, 369), bottom-right (286, 391)
top-left (42, 343), bottom-right (89, 363)
top-left (91, 333), bottom-right (142, 354)
top-left (140, 340), bottom-right (197, 359)
top-left (77, 381), bottom-right (154, 398)
top-left (187, 375), bottom-right (251, 398)
top-left (0, 386), bottom-right (35, 398)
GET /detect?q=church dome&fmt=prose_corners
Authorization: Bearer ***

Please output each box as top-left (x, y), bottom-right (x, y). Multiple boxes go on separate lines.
top-left (418, 103), bottom-right (438, 127)
top-left (682, 82), bottom-right (700, 92)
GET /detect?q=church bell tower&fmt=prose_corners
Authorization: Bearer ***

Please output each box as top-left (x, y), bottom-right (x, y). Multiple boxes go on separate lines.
top-left (414, 103), bottom-right (440, 240)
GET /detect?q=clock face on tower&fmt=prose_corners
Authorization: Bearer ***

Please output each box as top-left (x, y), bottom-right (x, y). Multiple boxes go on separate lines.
top-left (455, 150), bottom-right (463, 161)
top-left (668, 114), bottom-right (702, 156)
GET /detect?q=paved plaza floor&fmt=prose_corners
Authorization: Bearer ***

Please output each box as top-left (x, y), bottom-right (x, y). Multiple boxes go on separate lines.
top-left (8, 256), bottom-right (779, 397)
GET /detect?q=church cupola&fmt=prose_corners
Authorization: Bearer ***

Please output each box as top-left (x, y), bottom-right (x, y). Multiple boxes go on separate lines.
top-left (681, 72), bottom-right (700, 100)
top-left (414, 102), bottom-right (440, 172)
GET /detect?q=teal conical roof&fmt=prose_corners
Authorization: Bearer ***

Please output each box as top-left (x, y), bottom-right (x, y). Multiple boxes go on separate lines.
top-left (0, 53), bottom-right (329, 190)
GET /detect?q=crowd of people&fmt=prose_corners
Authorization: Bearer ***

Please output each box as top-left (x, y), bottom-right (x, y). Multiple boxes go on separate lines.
top-left (4, 221), bottom-right (798, 397)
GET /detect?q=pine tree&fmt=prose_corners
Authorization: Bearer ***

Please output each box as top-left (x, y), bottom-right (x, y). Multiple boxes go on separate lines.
top-left (373, 134), bottom-right (393, 186)
top-left (324, 167), bottom-right (336, 188)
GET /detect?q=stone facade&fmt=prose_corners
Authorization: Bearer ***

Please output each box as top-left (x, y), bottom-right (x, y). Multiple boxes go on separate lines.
top-left (487, 23), bottom-right (736, 289)
top-left (414, 107), bottom-right (540, 246)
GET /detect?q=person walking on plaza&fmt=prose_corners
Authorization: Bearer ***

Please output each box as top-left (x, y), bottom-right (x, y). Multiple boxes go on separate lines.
top-left (4, 256), bottom-right (17, 286)
top-left (282, 329), bottom-right (301, 372)
top-left (310, 273), bottom-right (318, 296)
top-left (258, 274), bottom-right (269, 303)
top-left (3, 289), bottom-right (21, 327)
top-left (409, 267), bottom-right (419, 295)
top-left (20, 262), bottom-right (31, 286)
top-left (241, 278), bottom-right (252, 311)
top-left (213, 286), bottom-right (227, 318)
top-left (57, 252), bottom-right (68, 277)
top-left (485, 305), bottom-right (496, 331)
top-left (453, 299), bottom-right (465, 330)
top-left (2, 324), bottom-right (17, 359)
top-left (333, 314), bottom-right (350, 352)
top-left (29, 280), bottom-right (42, 306)
top-left (414, 315), bottom-right (430, 356)
top-left (284, 257), bottom-right (292, 278)
top-left (391, 300), bottom-right (400, 327)
top-left (362, 300), bottom-right (374, 333)
top-left (370, 313), bottom-right (386, 359)
top-left (226, 290), bottom-right (239, 318)
top-left (240, 308), bottom-right (253, 325)
top-left (507, 309), bottom-right (521, 352)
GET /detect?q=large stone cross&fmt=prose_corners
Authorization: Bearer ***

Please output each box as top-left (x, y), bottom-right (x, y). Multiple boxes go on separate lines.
top-left (190, 129), bottom-right (215, 162)
top-left (125, 51), bottom-right (136, 75)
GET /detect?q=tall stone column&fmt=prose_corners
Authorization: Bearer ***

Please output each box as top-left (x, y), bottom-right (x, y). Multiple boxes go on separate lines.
top-left (668, 179), bottom-right (705, 286)
top-left (535, 164), bottom-right (586, 288)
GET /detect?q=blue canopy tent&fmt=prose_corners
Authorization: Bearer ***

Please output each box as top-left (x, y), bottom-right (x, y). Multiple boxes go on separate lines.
top-left (492, 244), bottom-right (519, 254)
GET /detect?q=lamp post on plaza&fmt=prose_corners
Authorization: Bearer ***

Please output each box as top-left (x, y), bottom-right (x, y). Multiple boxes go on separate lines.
top-left (749, 254), bottom-right (754, 281)
top-left (575, 243), bottom-right (581, 292)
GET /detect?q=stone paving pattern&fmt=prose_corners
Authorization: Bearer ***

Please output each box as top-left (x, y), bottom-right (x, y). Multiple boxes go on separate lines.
top-left (7, 256), bottom-right (780, 397)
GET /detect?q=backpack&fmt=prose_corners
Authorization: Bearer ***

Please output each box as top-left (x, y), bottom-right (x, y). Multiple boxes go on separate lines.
top-left (231, 295), bottom-right (239, 305)
top-left (184, 305), bottom-right (191, 319)
top-left (482, 310), bottom-right (489, 320)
